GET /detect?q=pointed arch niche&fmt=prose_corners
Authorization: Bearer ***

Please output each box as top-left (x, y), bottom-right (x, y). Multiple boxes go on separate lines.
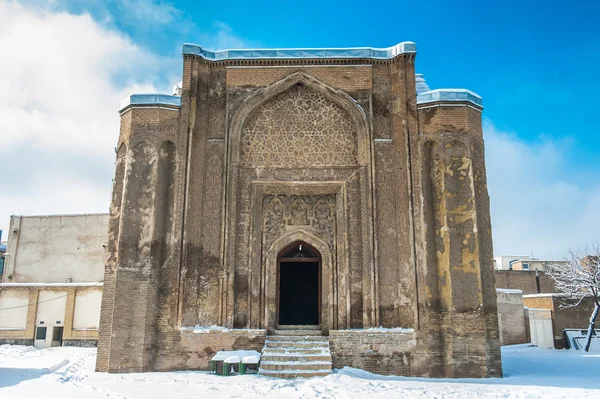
top-left (265, 231), bottom-right (333, 333)
top-left (228, 72), bottom-right (370, 167)
top-left (222, 72), bottom-right (376, 332)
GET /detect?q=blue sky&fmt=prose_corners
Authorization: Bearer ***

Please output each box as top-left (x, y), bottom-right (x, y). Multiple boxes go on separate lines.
top-left (1, 0), bottom-right (599, 258)
top-left (76, 0), bottom-right (600, 168)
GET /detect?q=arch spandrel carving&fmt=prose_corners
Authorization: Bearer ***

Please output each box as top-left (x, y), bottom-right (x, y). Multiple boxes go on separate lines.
top-left (240, 83), bottom-right (359, 167)
top-left (228, 72), bottom-right (370, 167)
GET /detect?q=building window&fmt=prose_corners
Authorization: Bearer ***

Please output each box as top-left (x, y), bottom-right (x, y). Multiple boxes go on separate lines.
top-left (52, 327), bottom-right (64, 344)
top-left (0, 256), bottom-right (4, 275)
top-left (36, 326), bottom-right (47, 340)
top-left (522, 263), bottom-right (530, 270)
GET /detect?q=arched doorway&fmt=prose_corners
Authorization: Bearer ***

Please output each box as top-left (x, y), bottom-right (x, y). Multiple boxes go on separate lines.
top-left (277, 241), bottom-right (321, 327)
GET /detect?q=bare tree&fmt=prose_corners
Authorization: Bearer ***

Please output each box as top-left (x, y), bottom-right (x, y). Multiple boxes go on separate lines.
top-left (547, 243), bottom-right (600, 352)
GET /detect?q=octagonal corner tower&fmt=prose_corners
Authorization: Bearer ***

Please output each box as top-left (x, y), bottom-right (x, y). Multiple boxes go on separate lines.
top-left (96, 41), bottom-right (502, 378)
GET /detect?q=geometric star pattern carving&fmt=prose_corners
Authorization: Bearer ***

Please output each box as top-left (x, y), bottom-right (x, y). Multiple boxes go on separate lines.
top-left (240, 83), bottom-right (358, 167)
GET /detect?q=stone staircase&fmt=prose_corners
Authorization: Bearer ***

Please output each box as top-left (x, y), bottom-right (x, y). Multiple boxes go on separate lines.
top-left (258, 330), bottom-right (332, 378)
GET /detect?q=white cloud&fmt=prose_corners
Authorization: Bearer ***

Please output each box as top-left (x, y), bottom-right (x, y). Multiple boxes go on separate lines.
top-left (484, 120), bottom-right (600, 259)
top-left (0, 1), bottom-right (169, 233)
top-left (0, 1), bottom-right (253, 237)
top-left (0, 2), bottom-right (169, 151)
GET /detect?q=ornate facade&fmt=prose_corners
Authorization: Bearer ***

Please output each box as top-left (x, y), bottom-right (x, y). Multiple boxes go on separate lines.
top-left (96, 42), bottom-right (502, 378)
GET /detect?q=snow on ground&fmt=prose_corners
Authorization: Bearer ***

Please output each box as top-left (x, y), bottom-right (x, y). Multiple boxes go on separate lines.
top-left (1, 344), bottom-right (600, 398)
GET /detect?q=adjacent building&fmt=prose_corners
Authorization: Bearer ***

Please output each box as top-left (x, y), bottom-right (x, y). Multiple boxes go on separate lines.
top-left (0, 214), bottom-right (108, 348)
top-left (523, 294), bottom-right (599, 349)
top-left (496, 289), bottom-right (528, 345)
top-left (494, 254), bottom-right (564, 272)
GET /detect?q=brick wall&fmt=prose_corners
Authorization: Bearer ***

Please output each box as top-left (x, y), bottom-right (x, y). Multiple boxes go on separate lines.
top-left (329, 330), bottom-right (417, 375)
top-left (154, 329), bottom-right (267, 371)
top-left (417, 104), bottom-right (483, 136)
top-left (496, 290), bottom-right (527, 345)
top-left (494, 270), bottom-right (556, 294)
top-left (226, 66), bottom-right (372, 91)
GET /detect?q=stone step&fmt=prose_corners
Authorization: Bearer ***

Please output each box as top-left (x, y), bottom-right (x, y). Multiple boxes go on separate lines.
top-left (259, 361), bottom-right (332, 371)
top-left (265, 340), bottom-right (329, 349)
top-left (261, 354), bottom-right (331, 363)
top-left (267, 335), bottom-right (327, 342)
top-left (272, 329), bottom-right (324, 336)
top-left (263, 348), bottom-right (330, 355)
top-left (258, 369), bottom-right (332, 379)
top-left (259, 333), bottom-right (332, 379)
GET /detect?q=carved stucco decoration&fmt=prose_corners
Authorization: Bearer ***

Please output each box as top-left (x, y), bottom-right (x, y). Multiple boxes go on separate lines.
top-left (263, 195), bottom-right (336, 250)
top-left (222, 71), bottom-right (374, 329)
top-left (240, 83), bottom-right (358, 167)
top-left (228, 71), bottom-right (370, 168)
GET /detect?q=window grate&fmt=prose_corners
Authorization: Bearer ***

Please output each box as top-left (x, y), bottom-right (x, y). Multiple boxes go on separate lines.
top-left (281, 244), bottom-right (317, 259)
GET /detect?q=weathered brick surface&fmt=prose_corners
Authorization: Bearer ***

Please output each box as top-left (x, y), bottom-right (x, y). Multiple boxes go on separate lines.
top-left (417, 104), bottom-right (483, 136)
top-left (496, 290), bottom-right (527, 345)
top-left (494, 270), bottom-right (556, 294)
top-left (330, 330), bottom-right (417, 375)
top-left (155, 330), bottom-right (266, 371)
top-left (98, 51), bottom-right (501, 378)
top-left (227, 66), bottom-right (372, 91)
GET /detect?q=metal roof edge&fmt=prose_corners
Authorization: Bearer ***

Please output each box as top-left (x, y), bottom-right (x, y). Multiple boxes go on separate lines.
top-left (182, 42), bottom-right (417, 61)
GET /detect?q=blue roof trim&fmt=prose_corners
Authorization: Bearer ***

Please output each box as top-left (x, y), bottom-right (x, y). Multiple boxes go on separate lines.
top-left (417, 89), bottom-right (483, 107)
top-left (119, 94), bottom-right (181, 113)
top-left (182, 42), bottom-right (416, 61)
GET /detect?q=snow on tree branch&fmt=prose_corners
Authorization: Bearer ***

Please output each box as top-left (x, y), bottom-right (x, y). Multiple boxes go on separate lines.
top-left (547, 243), bottom-right (600, 352)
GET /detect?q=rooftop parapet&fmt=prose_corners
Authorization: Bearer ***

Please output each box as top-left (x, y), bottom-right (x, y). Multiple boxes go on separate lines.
top-left (119, 94), bottom-right (182, 114)
top-left (181, 42), bottom-right (417, 61)
top-left (417, 88), bottom-right (483, 108)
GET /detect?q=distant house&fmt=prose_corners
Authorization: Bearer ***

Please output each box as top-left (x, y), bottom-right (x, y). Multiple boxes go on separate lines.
top-left (494, 255), bottom-right (533, 270)
top-left (494, 254), bottom-right (565, 271)
top-left (0, 214), bottom-right (108, 348)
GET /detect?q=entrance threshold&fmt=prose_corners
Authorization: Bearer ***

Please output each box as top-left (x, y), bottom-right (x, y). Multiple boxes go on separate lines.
top-left (276, 325), bottom-right (321, 330)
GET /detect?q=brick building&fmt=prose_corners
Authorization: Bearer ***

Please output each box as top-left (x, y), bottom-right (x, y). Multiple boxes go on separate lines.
top-left (523, 294), bottom-right (598, 349)
top-left (496, 289), bottom-right (528, 345)
top-left (494, 270), bottom-right (556, 295)
top-left (97, 42), bottom-right (501, 378)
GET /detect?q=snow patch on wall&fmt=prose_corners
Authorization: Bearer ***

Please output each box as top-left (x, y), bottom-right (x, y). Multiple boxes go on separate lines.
top-left (180, 325), bottom-right (266, 334)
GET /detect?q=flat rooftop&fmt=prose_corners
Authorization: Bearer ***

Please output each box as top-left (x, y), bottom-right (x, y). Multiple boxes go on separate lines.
top-left (182, 42), bottom-right (417, 61)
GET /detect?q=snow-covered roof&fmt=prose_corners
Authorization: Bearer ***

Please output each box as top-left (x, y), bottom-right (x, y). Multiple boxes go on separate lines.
top-left (417, 88), bottom-right (483, 107)
top-left (182, 42), bottom-right (417, 61)
top-left (496, 288), bottom-right (523, 294)
top-left (119, 94), bottom-right (182, 113)
top-left (523, 293), bottom-right (572, 298)
top-left (210, 350), bottom-right (261, 361)
top-left (0, 282), bottom-right (103, 287)
top-left (11, 212), bottom-right (109, 219)
top-left (180, 325), bottom-right (266, 334)
top-left (415, 74), bottom-right (430, 94)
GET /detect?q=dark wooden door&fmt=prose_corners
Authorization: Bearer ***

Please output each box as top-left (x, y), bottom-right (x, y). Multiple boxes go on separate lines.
top-left (277, 242), bottom-right (321, 326)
